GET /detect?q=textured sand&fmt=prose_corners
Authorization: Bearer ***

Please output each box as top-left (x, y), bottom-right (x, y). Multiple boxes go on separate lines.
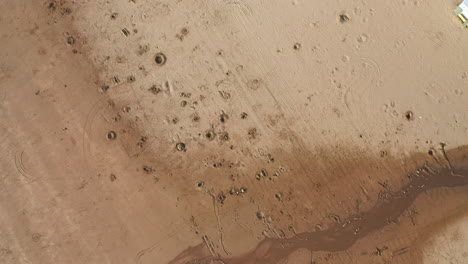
top-left (1, 1), bottom-right (468, 263)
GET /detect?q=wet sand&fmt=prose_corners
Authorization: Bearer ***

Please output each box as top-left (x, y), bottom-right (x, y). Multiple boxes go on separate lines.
top-left (168, 146), bottom-right (468, 264)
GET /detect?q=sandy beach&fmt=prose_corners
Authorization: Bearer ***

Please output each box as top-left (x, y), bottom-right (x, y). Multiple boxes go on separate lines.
top-left (1, 1), bottom-right (467, 263)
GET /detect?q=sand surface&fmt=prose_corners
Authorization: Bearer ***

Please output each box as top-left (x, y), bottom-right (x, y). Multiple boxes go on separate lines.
top-left (1, 1), bottom-right (468, 263)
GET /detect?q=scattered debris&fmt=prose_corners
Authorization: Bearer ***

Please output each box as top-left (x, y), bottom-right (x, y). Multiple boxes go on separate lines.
top-left (407, 207), bottom-right (419, 226)
top-left (148, 84), bottom-right (162, 95)
top-left (212, 161), bottom-right (223, 168)
top-left (219, 132), bottom-right (229, 141)
top-left (191, 114), bottom-right (200, 122)
top-left (137, 44), bottom-right (149, 55)
top-left (66, 36), bottom-right (75, 45)
top-left (373, 246), bottom-right (388, 256)
top-left (293, 43), bottom-right (301, 50)
top-left (228, 187), bottom-right (247, 195)
top-left (255, 169), bottom-right (268, 180)
top-left (107, 131), bottom-right (117, 140)
top-left (48, 1), bottom-right (57, 11)
top-left (176, 27), bottom-right (189, 41)
top-left (328, 214), bottom-right (341, 223)
top-left (454, 1), bottom-right (468, 27)
top-left (121, 28), bottom-right (130, 37)
top-left (205, 130), bottom-right (216, 140)
top-left (248, 128), bottom-right (258, 139)
top-left (378, 190), bottom-right (392, 201)
top-left (112, 76), bottom-right (120, 84)
top-left (202, 235), bottom-right (217, 257)
top-left (176, 142), bottom-right (186, 152)
top-left (217, 192), bottom-right (226, 204)
top-left (377, 180), bottom-right (390, 190)
top-left (404, 110), bottom-right (414, 121)
top-left (392, 247), bottom-right (410, 257)
top-left (110, 174), bottom-right (117, 182)
top-left (275, 193), bottom-right (282, 201)
top-left (354, 227), bottom-right (360, 235)
top-left (127, 75), bottom-right (136, 83)
top-left (339, 13), bottom-right (350, 23)
top-left (143, 166), bottom-right (153, 174)
top-left (100, 85), bottom-right (109, 92)
top-left (219, 90), bottom-right (231, 100)
top-left (220, 112), bottom-right (229, 123)
top-left (379, 150), bottom-right (388, 157)
top-left (180, 92), bottom-right (191, 98)
top-left (247, 79), bottom-right (263, 90)
top-left (256, 211), bottom-right (265, 220)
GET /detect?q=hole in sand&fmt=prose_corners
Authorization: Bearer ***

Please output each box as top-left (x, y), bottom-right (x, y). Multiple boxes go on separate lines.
top-left (293, 43), bottom-right (301, 50)
top-left (404, 111), bottom-right (414, 121)
top-left (339, 14), bottom-right (350, 23)
top-left (154, 53), bottom-right (167, 65)
top-left (176, 142), bottom-right (186, 152)
top-left (205, 130), bottom-right (215, 140)
top-left (107, 131), bottom-right (117, 140)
